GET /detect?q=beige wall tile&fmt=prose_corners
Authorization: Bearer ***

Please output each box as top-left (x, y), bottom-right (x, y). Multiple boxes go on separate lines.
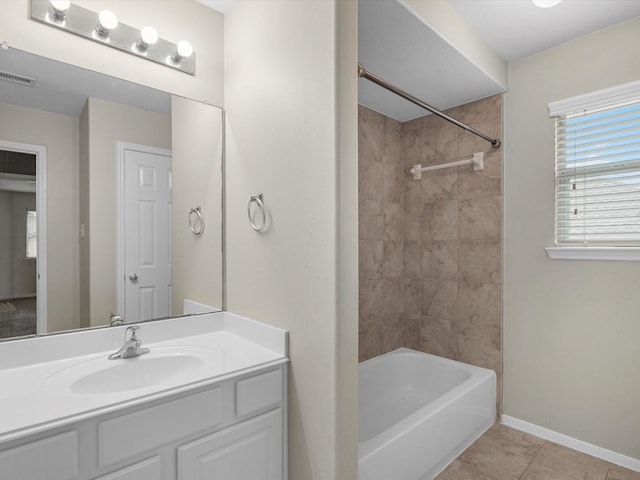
top-left (383, 240), bottom-right (403, 278)
top-left (403, 277), bottom-right (422, 316)
top-left (404, 314), bottom-right (421, 350)
top-left (403, 211), bottom-right (421, 242)
top-left (359, 210), bottom-right (383, 240)
top-left (382, 163), bottom-right (403, 204)
top-left (420, 316), bottom-right (457, 360)
top-left (358, 105), bottom-right (383, 167)
top-left (422, 114), bottom-right (458, 164)
top-left (359, 239), bottom-right (383, 282)
top-left (458, 149), bottom-right (502, 200)
top-left (403, 241), bottom-right (422, 279)
top-left (359, 95), bottom-right (503, 374)
top-left (422, 241), bottom-right (458, 281)
top-left (458, 195), bottom-right (502, 241)
top-left (402, 117), bottom-right (422, 167)
top-left (404, 177), bottom-right (422, 217)
top-left (384, 202), bottom-right (403, 241)
top-left (458, 282), bottom-right (501, 328)
top-left (456, 95), bottom-right (502, 159)
top-left (458, 240), bottom-right (502, 284)
top-left (359, 161), bottom-right (383, 203)
top-left (382, 313), bottom-right (404, 353)
top-left (422, 200), bottom-right (458, 241)
top-left (458, 323), bottom-right (501, 373)
top-left (421, 169), bottom-right (457, 203)
top-left (422, 279), bottom-right (458, 321)
top-left (359, 316), bottom-right (382, 363)
top-left (382, 277), bottom-right (403, 315)
top-left (383, 116), bottom-right (402, 167)
top-left (359, 278), bottom-right (385, 318)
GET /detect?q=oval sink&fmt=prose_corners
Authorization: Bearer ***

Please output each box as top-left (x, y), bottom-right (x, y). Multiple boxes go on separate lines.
top-left (70, 354), bottom-right (204, 394)
top-left (43, 346), bottom-right (213, 395)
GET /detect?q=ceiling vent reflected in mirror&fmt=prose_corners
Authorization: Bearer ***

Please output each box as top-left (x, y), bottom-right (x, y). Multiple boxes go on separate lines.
top-left (0, 69), bottom-right (35, 88)
top-left (29, 0), bottom-right (196, 75)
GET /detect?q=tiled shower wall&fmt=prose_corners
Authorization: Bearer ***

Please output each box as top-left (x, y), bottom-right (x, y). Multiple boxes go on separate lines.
top-left (358, 106), bottom-right (405, 358)
top-left (358, 95), bottom-right (503, 404)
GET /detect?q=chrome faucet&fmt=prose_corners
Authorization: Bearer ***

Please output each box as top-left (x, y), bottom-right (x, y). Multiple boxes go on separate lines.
top-left (108, 326), bottom-right (150, 360)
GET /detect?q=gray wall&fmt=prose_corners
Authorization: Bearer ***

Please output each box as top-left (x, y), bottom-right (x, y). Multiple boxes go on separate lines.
top-left (84, 98), bottom-right (170, 327)
top-left (0, 102), bottom-right (80, 333)
top-left (504, 17), bottom-right (640, 459)
top-left (224, 1), bottom-right (359, 478)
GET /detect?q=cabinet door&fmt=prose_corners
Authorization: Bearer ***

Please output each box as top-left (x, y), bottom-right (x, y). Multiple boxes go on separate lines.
top-left (93, 456), bottom-right (161, 480)
top-left (0, 431), bottom-right (78, 480)
top-left (177, 409), bottom-right (283, 480)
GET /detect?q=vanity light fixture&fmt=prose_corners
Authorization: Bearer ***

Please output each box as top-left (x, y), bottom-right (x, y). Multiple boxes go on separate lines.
top-left (48, 0), bottom-right (70, 23)
top-left (170, 40), bottom-right (193, 65)
top-left (135, 26), bottom-right (158, 54)
top-left (532, 0), bottom-right (563, 7)
top-left (94, 10), bottom-right (118, 40)
top-left (30, 0), bottom-right (196, 75)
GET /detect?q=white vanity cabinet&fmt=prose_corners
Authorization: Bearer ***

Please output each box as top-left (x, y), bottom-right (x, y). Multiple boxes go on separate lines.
top-left (0, 365), bottom-right (286, 480)
top-left (177, 409), bottom-right (283, 480)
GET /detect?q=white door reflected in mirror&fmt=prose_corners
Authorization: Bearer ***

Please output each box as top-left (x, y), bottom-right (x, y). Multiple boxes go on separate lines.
top-left (119, 144), bottom-right (172, 323)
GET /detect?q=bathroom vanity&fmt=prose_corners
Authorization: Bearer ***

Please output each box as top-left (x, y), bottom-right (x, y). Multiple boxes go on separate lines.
top-left (0, 312), bottom-right (288, 480)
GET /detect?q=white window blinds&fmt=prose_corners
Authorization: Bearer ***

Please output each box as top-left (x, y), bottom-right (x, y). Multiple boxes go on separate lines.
top-left (551, 84), bottom-right (640, 246)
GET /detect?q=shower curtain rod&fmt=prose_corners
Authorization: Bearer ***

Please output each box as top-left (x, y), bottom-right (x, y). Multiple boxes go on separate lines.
top-left (357, 63), bottom-right (501, 149)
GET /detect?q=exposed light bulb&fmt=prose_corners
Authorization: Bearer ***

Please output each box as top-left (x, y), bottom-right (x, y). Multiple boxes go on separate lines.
top-left (49, 0), bottom-right (70, 22)
top-left (135, 26), bottom-right (158, 53)
top-left (95, 10), bottom-right (118, 39)
top-left (170, 40), bottom-right (193, 64)
top-left (532, 0), bottom-right (563, 7)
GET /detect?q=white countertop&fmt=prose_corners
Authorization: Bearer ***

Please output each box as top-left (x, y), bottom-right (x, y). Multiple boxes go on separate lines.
top-left (0, 312), bottom-right (288, 444)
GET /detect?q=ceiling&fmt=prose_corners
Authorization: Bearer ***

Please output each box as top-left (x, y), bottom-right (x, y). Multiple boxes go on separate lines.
top-left (448, 0), bottom-right (640, 62)
top-left (358, 0), bottom-right (640, 122)
top-left (0, 47), bottom-right (169, 118)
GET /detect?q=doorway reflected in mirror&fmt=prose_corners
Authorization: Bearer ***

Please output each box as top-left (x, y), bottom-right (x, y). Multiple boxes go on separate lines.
top-left (0, 149), bottom-right (37, 338)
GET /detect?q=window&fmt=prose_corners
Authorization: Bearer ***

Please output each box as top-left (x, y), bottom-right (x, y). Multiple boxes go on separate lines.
top-left (26, 210), bottom-right (37, 259)
top-left (549, 81), bottom-right (640, 250)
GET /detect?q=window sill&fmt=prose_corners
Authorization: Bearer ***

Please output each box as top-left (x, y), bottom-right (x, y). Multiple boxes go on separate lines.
top-left (545, 247), bottom-right (640, 261)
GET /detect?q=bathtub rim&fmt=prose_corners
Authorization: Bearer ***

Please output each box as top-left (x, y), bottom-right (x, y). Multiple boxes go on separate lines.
top-left (359, 347), bottom-right (497, 461)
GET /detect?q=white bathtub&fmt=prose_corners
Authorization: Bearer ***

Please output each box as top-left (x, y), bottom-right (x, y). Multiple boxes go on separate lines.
top-left (359, 348), bottom-right (496, 480)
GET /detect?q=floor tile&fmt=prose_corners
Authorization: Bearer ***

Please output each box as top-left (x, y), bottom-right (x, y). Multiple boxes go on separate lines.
top-left (435, 424), bottom-right (640, 480)
top-left (520, 442), bottom-right (610, 480)
top-left (606, 466), bottom-right (640, 480)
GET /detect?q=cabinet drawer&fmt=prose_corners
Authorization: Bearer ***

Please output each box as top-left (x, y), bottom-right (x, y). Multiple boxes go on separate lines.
top-left (98, 388), bottom-right (222, 467)
top-left (177, 409), bottom-right (283, 480)
top-left (93, 456), bottom-right (161, 480)
top-left (0, 431), bottom-right (78, 480)
top-left (235, 369), bottom-right (282, 418)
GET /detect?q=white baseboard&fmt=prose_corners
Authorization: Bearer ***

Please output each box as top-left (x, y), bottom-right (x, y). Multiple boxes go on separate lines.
top-left (501, 415), bottom-right (640, 473)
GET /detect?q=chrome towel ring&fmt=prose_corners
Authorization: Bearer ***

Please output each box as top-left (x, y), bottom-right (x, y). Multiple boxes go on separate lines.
top-left (188, 206), bottom-right (205, 236)
top-left (247, 194), bottom-right (266, 232)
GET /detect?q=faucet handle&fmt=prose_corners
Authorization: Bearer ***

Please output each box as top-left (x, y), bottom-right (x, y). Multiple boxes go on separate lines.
top-left (125, 325), bottom-right (140, 340)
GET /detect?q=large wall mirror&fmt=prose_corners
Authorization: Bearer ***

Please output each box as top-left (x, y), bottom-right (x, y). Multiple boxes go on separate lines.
top-left (0, 47), bottom-right (224, 340)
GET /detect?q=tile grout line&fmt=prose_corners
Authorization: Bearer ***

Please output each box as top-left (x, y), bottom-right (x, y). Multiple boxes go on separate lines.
top-left (518, 441), bottom-right (549, 480)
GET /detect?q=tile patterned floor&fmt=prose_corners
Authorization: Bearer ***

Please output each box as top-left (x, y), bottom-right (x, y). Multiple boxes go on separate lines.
top-left (435, 424), bottom-right (640, 480)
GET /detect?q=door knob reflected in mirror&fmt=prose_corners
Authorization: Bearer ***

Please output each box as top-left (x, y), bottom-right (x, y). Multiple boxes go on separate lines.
top-left (129, 273), bottom-right (138, 282)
